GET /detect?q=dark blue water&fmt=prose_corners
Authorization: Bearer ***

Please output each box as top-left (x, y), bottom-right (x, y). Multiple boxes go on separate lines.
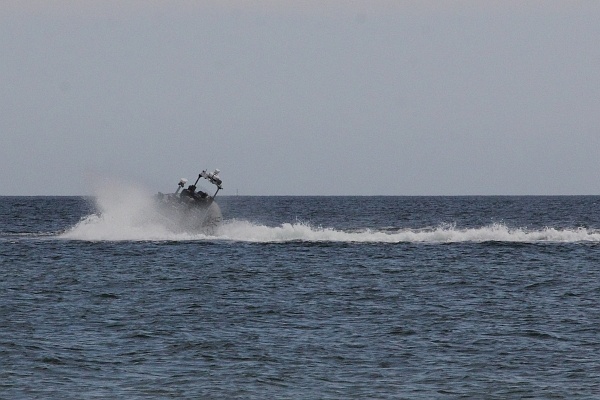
top-left (2, 195), bottom-right (600, 398)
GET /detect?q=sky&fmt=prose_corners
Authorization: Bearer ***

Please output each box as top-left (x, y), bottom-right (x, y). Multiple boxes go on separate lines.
top-left (1, 0), bottom-right (600, 196)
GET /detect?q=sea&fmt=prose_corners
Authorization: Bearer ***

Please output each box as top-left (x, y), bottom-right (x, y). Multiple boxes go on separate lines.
top-left (2, 190), bottom-right (600, 399)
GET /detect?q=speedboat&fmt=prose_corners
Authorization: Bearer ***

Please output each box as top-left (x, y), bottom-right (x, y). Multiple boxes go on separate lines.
top-left (156, 169), bottom-right (223, 234)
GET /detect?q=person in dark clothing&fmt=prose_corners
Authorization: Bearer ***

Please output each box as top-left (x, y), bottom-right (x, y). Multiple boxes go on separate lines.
top-left (181, 185), bottom-right (197, 199)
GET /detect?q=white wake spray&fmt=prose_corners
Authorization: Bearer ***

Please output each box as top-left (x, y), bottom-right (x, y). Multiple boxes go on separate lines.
top-left (61, 181), bottom-right (204, 241)
top-left (63, 217), bottom-right (600, 243)
top-left (213, 221), bottom-right (600, 243)
top-left (60, 181), bottom-right (600, 243)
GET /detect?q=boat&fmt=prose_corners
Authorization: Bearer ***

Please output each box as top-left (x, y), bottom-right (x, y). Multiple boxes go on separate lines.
top-left (155, 169), bottom-right (223, 234)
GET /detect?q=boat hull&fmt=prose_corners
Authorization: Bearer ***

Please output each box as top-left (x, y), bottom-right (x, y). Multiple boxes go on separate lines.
top-left (155, 193), bottom-right (222, 234)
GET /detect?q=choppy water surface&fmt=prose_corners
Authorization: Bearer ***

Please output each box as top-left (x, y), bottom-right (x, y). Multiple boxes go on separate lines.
top-left (2, 194), bottom-right (600, 398)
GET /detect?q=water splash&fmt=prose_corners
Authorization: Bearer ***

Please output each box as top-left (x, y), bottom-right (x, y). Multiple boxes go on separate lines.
top-left (60, 182), bottom-right (177, 241)
top-left (63, 209), bottom-right (600, 244)
top-left (64, 217), bottom-right (600, 243)
top-left (213, 221), bottom-right (600, 243)
top-left (60, 181), bottom-right (600, 242)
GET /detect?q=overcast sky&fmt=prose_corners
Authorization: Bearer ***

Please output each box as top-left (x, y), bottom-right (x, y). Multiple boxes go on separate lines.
top-left (2, 1), bottom-right (599, 195)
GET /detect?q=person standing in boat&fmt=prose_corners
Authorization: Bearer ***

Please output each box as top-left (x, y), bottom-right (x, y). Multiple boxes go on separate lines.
top-left (181, 185), bottom-right (197, 199)
top-left (181, 184), bottom-right (208, 203)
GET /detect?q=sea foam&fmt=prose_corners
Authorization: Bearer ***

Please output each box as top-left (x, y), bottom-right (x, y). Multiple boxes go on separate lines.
top-left (63, 210), bottom-right (600, 244)
top-left (61, 181), bottom-right (600, 242)
top-left (213, 221), bottom-right (600, 243)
